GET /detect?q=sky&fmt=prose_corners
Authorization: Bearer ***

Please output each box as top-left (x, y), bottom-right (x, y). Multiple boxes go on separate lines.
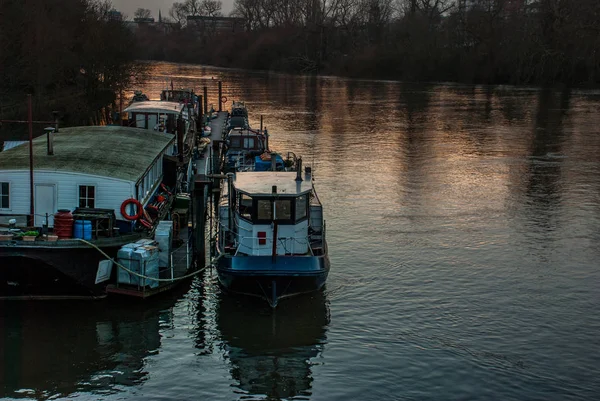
top-left (111, 0), bottom-right (235, 19)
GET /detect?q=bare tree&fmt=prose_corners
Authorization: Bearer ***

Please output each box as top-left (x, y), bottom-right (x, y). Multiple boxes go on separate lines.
top-left (134, 8), bottom-right (152, 20)
top-left (202, 0), bottom-right (223, 17)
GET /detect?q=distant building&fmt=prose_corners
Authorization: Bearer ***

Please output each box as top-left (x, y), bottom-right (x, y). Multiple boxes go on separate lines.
top-left (186, 16), bottom-right (245, 36)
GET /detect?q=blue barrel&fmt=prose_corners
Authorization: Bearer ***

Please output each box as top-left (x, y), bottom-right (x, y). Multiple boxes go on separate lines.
top-left (74, 220), bottom-right (92, 240)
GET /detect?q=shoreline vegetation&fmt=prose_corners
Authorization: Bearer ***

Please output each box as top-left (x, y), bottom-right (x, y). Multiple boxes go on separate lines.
top-left (1, 0), bottom-right (599, 132)
top-left (140, 0), bottom-right (600, 88)
top-left (0, 0), bottom-right (145, 130)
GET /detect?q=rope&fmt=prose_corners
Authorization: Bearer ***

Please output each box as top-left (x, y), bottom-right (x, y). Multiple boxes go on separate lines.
top-left (75, 238), bottom-right (210, 282)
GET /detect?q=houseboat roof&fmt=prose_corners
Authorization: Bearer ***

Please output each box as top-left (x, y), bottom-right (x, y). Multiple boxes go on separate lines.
top-left (124, 101), bottom-right (185, 115)
top-left (0, 126), bottom-right (174, 182)
top-left (233, 172), bottom-right (313, 196)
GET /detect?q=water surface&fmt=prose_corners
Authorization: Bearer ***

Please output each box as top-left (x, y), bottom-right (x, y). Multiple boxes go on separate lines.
top-left (2, 62), bottom-right (600, 400)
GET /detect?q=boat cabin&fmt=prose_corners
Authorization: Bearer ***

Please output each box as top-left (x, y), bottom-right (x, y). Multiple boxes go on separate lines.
top-left (231, 101), bottom-right (248, 118)
top-left (219, 171), bottom-right (324, 256)
top-left (0, 127), bottom-right (174, 232)
top-left (124, 101), bottom-right (189, 134)
top-left (225, 128), bottom-right (268, 171)
top-left (160, 88), bottom-right (199, 115)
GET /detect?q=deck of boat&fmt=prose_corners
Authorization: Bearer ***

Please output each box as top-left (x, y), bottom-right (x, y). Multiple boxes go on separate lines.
top-left (195, 111), bottom-right (227, 175)
top-left (105, 225), bottom-right (194, 299)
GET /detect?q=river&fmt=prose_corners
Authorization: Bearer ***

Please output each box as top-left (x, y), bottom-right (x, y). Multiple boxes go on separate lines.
top-left (2, 62), bottom-right (600, 400)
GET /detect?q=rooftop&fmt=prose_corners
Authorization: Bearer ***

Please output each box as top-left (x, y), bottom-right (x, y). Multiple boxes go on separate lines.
top-left (233, 172), bottom-right (313, 196)
top-left (124, 101), bottom-right (185, 115)
top-left (0, 126), bottom-right (174, 182)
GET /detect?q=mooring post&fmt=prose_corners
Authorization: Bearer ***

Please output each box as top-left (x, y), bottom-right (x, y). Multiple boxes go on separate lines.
top-left (193, 175), bottom-right (211, 264)
top-left (218, 81), bottom-right (222, 112)
top-left (203, 86), bottom-right (208, 115)
top-left (198, 94), bottom-right (204, 127)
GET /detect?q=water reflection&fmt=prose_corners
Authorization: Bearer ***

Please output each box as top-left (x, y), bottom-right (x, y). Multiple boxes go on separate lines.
top-left (217, 293), bottom-right (329, 400)
top-left (0, 293), bottom-right (181, 400)
top-left (524, 89), bottom-right (571, 226)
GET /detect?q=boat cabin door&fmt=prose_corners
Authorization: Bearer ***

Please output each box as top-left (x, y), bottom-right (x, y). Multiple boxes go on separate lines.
top-left (34, 184), bottom-right (56, 227)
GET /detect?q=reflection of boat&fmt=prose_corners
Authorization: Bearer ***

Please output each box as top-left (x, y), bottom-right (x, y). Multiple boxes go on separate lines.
top-left (0, 290), bottom-right (184, 399)
top-left (215, 166), bottom-right (330, 308)
top-left (217, 292), bottom-right (329, 399)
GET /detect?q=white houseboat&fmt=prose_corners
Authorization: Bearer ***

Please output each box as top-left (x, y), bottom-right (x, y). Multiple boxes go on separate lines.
top-left (0, 126), bottom-right (191, 299)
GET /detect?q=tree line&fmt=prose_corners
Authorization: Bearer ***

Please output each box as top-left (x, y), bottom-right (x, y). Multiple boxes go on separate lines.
top-left (0, 0), bottom-right (144, 126)
top-left (136, 0), bottom-right (600, 86)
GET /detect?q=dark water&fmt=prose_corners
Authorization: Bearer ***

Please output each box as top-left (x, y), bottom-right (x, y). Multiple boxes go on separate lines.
top-left (2, 62), bottom-right (600, 400)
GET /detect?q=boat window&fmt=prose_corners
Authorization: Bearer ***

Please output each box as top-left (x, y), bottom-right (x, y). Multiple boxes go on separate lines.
top-left (295, 195), bottom-right (307, 221)
top-left (257, 199), bottom-right (272, 220)
top-left (275, 199), bottom-right (292, 220)
top-left (230, 137), bottom-right (241, 148)
top-left (79, 185), bottom-right (95, 208)
top-left (239, 194), bottom-right (253, 220)
top-left (243, 137), bottom-right (255, 149)
top-left (0, 182), bottom-right (9, 209)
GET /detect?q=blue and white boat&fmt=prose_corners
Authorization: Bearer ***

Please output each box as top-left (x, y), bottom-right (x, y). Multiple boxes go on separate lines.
top-left (215, 162), bottom-right (329, 307)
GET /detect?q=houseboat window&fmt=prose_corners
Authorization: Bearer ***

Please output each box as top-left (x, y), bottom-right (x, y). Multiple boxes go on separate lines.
top-left (0, 182), bottom-right (9, 209)
top-left (239, 194), bottom-right (253, 220)
top-left (296, 195), bottom-right (308, 220)
top-left (275, 199), bottom-right (292, 220)
top-left (257, 199), bottom-right (272, 220)
top-left (79, 185), bottom-right (95, 208)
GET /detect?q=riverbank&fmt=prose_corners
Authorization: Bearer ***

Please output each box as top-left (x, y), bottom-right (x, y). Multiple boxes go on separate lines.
top-left (134, 2), bottom-right (600, 88)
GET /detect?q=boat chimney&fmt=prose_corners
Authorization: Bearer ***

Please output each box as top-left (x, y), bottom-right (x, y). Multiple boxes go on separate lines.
top-left (45, 127), bottom-right (55, 155)
top-left (271, 152), bottom-right (277, 171)
top-left (52, 110), bottom-right (60, 132)
top-left (295, 157), bottom-right (303, 181)
top-left (305, 166), bottom-right (312, 180)
top-left (272, 185), bottom-right (277, 194)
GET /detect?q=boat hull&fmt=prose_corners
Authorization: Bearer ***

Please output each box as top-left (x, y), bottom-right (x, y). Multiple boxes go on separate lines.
top-left (215, 253), bottom-right (330, 307)
top-left (0, 236), bottom-right (139, 300)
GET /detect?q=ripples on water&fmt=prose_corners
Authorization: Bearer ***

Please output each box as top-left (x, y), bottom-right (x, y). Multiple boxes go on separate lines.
top-left (2, 62), bottom-right (600, 400)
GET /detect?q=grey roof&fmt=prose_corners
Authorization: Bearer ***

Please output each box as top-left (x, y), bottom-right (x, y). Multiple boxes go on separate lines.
top-left (233, 172), bottom-right (313, 196)
top-left (0, 126), bottom-right (174, 182)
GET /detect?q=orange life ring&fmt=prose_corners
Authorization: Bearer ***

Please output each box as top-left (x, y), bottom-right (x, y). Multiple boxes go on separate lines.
top-left (121, 198), bottom-right (143, 221)
top-left (221, 95), bottom-right (228, 103)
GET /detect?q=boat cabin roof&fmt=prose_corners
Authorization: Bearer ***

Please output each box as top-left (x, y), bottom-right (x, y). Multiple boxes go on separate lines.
top-left (233, 172), bottom-right (312, 196)
top-left (227, 127), bottom-right (264, 137)
top-left (0, 126), bottom-right (174, 183)
top-left (124, 101), bottom-right (186, 115)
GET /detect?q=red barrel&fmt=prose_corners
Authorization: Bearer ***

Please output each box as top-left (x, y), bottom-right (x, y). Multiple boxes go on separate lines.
top-left (54, 209), bottom-right (74, 239)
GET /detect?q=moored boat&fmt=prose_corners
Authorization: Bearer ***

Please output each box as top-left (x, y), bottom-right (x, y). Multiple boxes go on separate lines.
top-left (0, 126), bottom-right (200, 299)
top-left (214, 162), bottom-right (329, 307)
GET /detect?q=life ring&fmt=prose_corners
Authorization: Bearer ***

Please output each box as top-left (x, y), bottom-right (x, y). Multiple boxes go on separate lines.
top-left (221, 95), bottom-right (228, 103)
top-left (121, 198), bottom-right (143, 221)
